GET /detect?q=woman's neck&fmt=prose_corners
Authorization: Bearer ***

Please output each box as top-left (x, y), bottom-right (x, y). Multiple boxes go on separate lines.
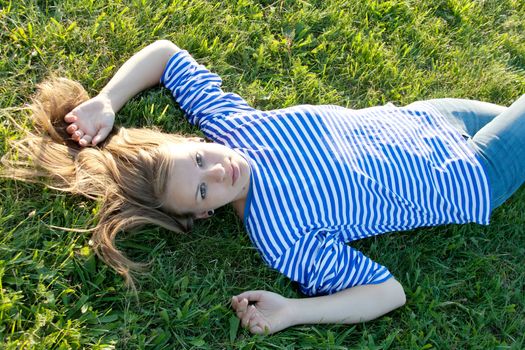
top-left (232, 198), bottom-right (246, 222)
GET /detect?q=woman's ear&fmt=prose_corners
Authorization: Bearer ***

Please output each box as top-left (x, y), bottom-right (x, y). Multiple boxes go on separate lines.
top-left (195, 209), bottom-right (214, 220)
top-left (189, 137), bottom-right (206, 143)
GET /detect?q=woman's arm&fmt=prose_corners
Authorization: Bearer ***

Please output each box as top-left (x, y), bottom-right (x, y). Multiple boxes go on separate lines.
top-left (65, 40), bottom-right (179, 146)
top-left (231, 278), bottom-right (406, 335)
top-left (97, 40), bottom-right (180, 112)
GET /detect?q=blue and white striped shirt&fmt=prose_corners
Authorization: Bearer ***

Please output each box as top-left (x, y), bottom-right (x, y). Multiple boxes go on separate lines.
top-left (162, 51), bottom-right (491, 296)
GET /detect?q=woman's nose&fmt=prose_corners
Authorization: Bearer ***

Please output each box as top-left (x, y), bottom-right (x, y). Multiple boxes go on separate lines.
top-left (207, 163), bottom-right (225, 182)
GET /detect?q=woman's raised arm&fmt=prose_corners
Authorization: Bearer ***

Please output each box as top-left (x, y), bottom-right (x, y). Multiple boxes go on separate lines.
top-left (65, 40), bottom-right (180, 146)
top-left (231, 278), bottom-right (406, 334)
top-left (97, 40), bottom-right (180, 112)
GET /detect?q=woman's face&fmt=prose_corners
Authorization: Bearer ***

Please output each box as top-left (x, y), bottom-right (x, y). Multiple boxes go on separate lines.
top-left (162, 141), bottom-right (251, 218)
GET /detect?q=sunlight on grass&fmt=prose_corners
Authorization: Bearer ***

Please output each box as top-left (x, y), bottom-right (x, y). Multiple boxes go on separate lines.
top-left (1, 0), bottom-right (524, 348)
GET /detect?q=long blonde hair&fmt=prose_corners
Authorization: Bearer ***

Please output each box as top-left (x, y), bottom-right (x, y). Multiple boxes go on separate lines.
top-left (1, 77), bottom-right (194, 287)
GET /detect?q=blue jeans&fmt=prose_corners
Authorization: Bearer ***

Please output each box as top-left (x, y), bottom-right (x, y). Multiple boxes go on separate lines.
top-left (415, 96), bottom-right (525, 211)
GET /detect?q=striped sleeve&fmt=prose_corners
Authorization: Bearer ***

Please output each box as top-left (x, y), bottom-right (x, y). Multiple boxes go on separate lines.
top-left (273, 231), bottom-right (393, 296)
top-left (160, 50), bottom-right (254, 126)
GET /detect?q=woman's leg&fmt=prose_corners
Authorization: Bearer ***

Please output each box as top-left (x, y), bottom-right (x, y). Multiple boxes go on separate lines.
top-left (423, 98), bottom-right (506, 138)
top-left (466, 94), bottom-right (525, 210)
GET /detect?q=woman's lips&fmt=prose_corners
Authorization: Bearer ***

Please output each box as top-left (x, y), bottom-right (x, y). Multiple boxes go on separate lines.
top-left (231, 161), bottom-right (239, 186)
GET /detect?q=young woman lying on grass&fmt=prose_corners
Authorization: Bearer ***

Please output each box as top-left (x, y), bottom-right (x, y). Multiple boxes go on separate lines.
top-left (3, 40), bottom-right (524, 335)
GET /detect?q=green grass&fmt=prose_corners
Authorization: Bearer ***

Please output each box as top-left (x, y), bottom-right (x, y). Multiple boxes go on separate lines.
top-left (1, 0), bottom-right (524, 348)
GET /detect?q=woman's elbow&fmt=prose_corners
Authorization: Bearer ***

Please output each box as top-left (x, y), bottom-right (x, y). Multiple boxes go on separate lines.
top-left (389, 278), bottom-right (406, 309)
top-left (153, 39), bottom-right (180, 56)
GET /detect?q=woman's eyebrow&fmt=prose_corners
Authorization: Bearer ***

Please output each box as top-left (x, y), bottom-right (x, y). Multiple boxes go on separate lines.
top-left (189, 151), bottom-right (199, 202)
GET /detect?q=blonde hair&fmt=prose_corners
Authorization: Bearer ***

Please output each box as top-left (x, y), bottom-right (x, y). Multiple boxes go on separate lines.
top-left (1, 77), bottom-right (194, 288)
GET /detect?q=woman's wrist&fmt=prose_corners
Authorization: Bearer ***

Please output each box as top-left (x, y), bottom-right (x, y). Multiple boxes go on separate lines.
top-left (97, 89), bottom-right (122, 113)
top-left (284, 297), bottom-right (307, 328)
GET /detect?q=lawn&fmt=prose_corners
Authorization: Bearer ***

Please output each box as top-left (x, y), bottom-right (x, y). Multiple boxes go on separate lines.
top-left (1, 0), bottom-right (524, 349)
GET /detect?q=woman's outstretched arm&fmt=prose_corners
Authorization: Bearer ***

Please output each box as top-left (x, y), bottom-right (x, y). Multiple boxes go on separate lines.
top-left (231, 278), bottom-right (406, 335)
top-left (97, 40), bottom-right (180, 112)
top-left (65, 40), bottom-right (179, 146)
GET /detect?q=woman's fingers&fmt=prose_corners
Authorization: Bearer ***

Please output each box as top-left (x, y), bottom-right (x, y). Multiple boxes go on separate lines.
top-left (235, 290), bottom-right (264, 302)
top-left (66, 125), bottom-right (111, 146)
top-left (72, 129), bottom-right (84, 141)
top-left (248, 308), bottom-right (262, 331)
top-left (250, 324), bottom-right (264, 335)
top-left (231, 296), bottom-right (272, 335)
top-left (241, 305), bottom-right (257, 328)
top-left (67, 124), bottom-right (111, 146)
top-left (66, 123), bottom-right (78, 134)
top-left (231, 296), bottom-right (242, 310)
top-left (64, 112), bottom-right (77, 123)
top-left (238, 298), bottom-right (248, 316)
top-left (79, 135), bottom-right (93, 147)
top-left (92, 126), bottom-right (112, 146)
top-left (232, 299), bottom-right (248, 319)
top-left (249, 314), bottom-right (269, 335)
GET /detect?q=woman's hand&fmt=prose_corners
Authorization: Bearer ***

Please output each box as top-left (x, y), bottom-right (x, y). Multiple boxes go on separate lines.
top-left (64, 93), bottom-right (115, 146)
top-left (63, 40), bottom-right (180, 147)
top-left (231, 279), bottom-right (406, 336)
top-left (231, 290), bottom-right (294, 335)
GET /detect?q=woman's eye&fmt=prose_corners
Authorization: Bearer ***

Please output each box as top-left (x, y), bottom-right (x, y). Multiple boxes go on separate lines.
top-left (196, 152), bottom-right (203, 167)
top-left (199, 183), bottom-right (207, 199)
